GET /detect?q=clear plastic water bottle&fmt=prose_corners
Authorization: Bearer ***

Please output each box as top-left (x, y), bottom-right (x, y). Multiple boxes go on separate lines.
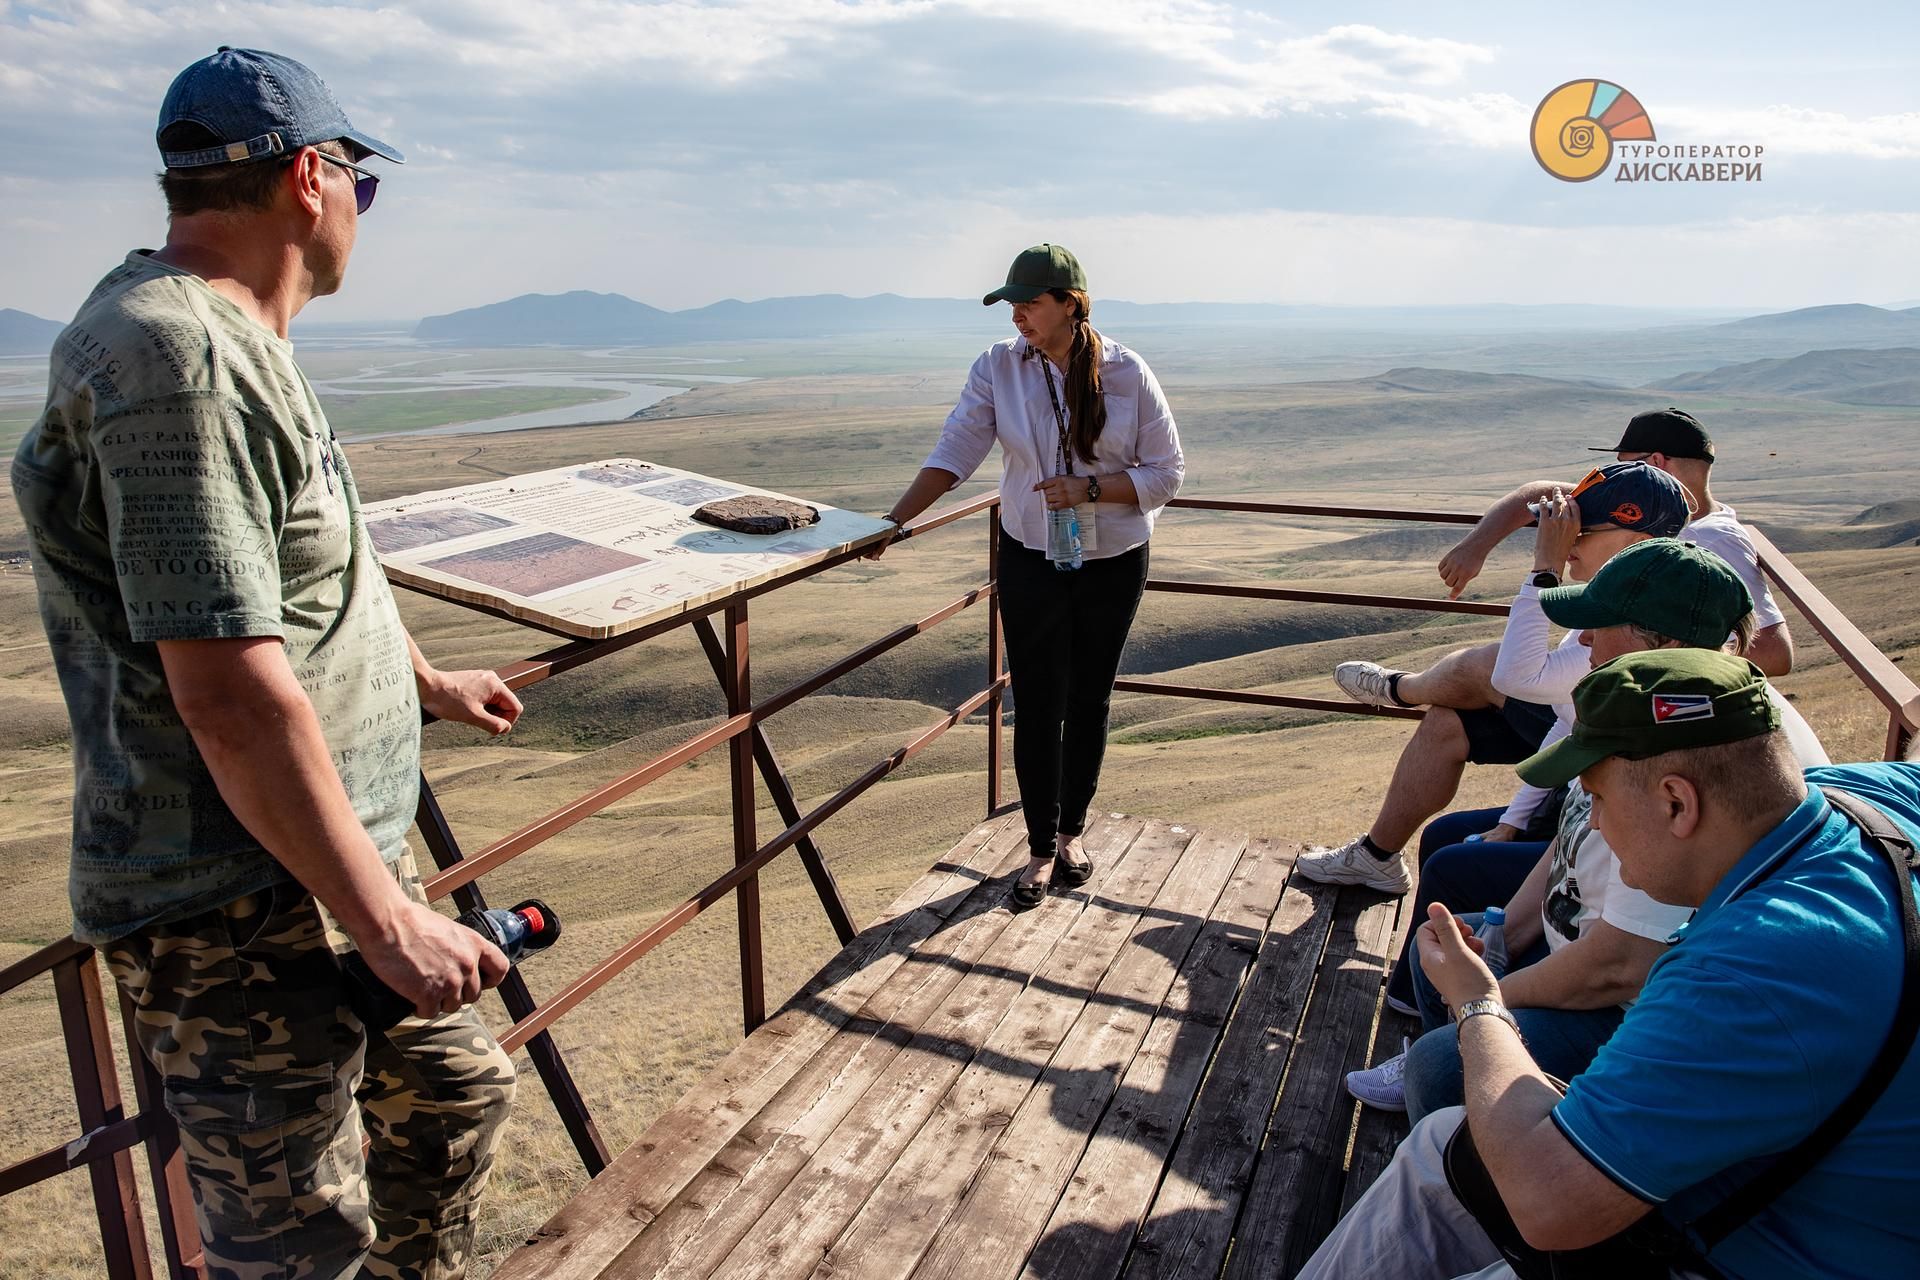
top-left (1046, 504), bottom-right (1083, 571)
top-left (1476, 905), bottom-right (1509, 974)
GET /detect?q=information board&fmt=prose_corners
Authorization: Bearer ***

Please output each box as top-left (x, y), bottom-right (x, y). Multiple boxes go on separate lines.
top-left (363, 459), bottom-right (895, 639)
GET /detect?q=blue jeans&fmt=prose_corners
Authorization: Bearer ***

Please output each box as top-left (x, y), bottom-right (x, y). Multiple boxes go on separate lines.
top-left (1403, 910), bottom-right (1625, 1126)
top-left (1384, 807), bottom-right (1547, 1010)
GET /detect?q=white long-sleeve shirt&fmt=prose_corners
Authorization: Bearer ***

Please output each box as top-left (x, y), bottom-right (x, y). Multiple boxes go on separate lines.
top-left (1491, 579), bottom-right (1586, 831)
top-left (922, 334), bottom-right (1184, 557)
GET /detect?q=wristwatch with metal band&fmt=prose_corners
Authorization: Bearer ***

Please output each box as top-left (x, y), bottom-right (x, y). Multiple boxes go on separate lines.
top-left (1086, 474), bottom-right (1102, 502)
top-left (1455, 997), bottom-right (1522, 1037)
top-left (1529, 570), bottom-right (1560, 590)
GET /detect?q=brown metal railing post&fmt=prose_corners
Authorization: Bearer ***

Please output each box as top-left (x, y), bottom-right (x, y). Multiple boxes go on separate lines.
top-left (414, 780), bottom-right (611, 1174)
top-left (726, 600), bottom-right (767, 1032)
top-left (116, 989), bottom-right (206, 1279)
top-left (986, 504), bottom-right (1005, 816)
top-left (692, 616), bottom-right (858, 945)
top-left (53, 953), bottom-right (154, 1280)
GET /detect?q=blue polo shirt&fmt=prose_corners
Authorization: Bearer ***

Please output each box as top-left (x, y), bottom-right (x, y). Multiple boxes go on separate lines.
top-left (1551, 763), bottom-right (1920, 1280)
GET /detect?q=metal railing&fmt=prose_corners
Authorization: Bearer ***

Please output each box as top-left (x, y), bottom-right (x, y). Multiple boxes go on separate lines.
top-left (4, 494), bottom-right (1915, 1278)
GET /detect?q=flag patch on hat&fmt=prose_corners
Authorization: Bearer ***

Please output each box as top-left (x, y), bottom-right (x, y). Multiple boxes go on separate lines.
top-left (1652, 694), bottom-right (1715, 723)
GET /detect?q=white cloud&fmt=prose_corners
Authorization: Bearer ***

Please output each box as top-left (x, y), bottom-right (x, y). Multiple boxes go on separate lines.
top-left (1661, 103), bottom-right (1920, 160)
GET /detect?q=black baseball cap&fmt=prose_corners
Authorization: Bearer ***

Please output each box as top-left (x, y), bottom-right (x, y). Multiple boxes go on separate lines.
top-left (157, 47), bottom-right (403, 169)
top-left (1589, 408), bottom-right (1715, 462)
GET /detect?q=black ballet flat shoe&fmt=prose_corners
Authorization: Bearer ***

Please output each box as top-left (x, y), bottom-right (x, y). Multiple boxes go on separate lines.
top-left (1053, 855), bottom-right (1093, 889)
top-left (1011, 877), bottom-right (1047, 910)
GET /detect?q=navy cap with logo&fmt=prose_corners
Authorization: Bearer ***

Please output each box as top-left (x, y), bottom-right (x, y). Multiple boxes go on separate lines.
top-left (1565, 460), bottom-right (1690, 536)
top-left (1589, 407), bottom-right (1715, 462)
top-left (158, 47), bottom-right (403, 169)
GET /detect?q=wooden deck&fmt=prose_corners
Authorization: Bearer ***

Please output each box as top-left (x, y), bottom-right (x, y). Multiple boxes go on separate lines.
top-left (493, 811), bottom-right (1423, 1280)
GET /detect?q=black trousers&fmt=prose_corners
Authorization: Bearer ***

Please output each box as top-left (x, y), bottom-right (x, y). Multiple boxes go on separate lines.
top-left (997, 531), bottom-right (1150, 859)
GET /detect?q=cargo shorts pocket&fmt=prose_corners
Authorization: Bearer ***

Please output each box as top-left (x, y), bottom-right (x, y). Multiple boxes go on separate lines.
top-left (163, 1062), bottom-right (359, 1236)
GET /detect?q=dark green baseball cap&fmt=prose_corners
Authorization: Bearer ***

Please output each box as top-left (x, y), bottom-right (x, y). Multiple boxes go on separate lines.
top-left (1538, 538), bottom-right (1753, 648)
top-left (1517, 649), bottom-right (1780, 788)
top-left (983, 243), bottom-right (1087, 306)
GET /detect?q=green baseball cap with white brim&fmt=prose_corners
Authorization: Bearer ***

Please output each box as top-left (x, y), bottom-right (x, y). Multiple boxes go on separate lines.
top-left (1517, 649), bottom-right (1780, 789)
top-left (983, 243), bottom-right (1087, 305)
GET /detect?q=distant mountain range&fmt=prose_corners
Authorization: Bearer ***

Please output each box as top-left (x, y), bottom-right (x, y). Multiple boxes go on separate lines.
top-left (1652, 347), bottom-right (1920, 406)
top-left (412, 292), bottom-right (1744, 346)
top-left (0, 308), bottom-right (61, 356)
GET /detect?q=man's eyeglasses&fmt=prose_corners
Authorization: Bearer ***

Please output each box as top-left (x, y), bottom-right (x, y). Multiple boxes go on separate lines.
top-left (315, 151), bottom-right (380, 214)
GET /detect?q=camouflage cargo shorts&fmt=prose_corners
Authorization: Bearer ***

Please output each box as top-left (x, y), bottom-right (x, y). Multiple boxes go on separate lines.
top-left (105, 851), bottom-right (517, 1280)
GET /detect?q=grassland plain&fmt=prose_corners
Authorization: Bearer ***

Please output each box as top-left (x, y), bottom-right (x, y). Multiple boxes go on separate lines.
top-left (2, 354), bottom-right (1918, 1277)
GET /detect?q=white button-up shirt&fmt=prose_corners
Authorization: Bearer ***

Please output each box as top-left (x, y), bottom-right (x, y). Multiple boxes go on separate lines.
top-left (923, 333), bottom-right (1185, 557)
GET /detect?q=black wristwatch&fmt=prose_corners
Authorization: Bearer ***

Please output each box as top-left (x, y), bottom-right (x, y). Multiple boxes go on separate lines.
top-left (1529, 570), bottom-right (1560, 589)
top-left (1086, 474), bottom-right (1102, 502)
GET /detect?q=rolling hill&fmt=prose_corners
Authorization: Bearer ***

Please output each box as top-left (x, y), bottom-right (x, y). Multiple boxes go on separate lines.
top-left (1650, 347), bottom-right (1920, 405)
top-left (1708, 303), bottom-right (1920, 347)
top-left (0, 308), bottom-right (61, 356)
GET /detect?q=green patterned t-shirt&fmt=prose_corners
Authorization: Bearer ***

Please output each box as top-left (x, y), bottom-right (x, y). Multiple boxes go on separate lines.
top-left (11, 252), bottom-right (420, 944)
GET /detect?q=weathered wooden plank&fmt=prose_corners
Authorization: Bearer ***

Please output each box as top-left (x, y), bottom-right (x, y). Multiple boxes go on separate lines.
top-left (818, 825), bottom-right (1240, 1280)
top-left (1124, 867), bottom-right (1338, 1280)
top-left (707, 820), bottom-right (1192, 1280)
top-left (1018, 837), bottom-right (1300, 1280)
top-left (493, 813), bottom-right (1024, 1280)
top-left (1340, 880), bottom-right (1422, 1220)
top-left (598, 817), bottom-right (1084, 1279)
top-left (900, 828), bottom-right (1250, 1280)
top-left (1222, 889), bottom-right (1401, 1280)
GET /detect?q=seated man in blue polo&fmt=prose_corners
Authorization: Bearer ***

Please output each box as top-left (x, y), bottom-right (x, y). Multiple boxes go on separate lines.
top-left (1345, 540), bottom-right (1828, 1118)
top-left (1297, 649), bottom-right (1920, 1280)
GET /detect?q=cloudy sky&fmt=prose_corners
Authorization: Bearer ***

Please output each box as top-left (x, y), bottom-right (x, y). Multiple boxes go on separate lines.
top-left (4, 1), bottom-right (1917, 322)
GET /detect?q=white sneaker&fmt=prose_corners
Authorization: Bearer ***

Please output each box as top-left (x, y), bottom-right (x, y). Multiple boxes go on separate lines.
top-left (1335, 661), bottom-right (1409, 707)
top-left (1346, 1037), bottom-right (1413, 1111)
top-left (1295, 836), bottom-right (1413, 894)
top-left (1384, 991), bottom-right (1420, 1018)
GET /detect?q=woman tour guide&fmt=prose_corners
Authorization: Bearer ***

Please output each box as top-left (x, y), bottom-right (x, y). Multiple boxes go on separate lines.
top-left (869, 244), bottom-right (1185, 907)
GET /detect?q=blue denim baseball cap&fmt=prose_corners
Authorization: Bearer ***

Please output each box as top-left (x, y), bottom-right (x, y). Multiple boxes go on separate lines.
top-left (158, 47), bottom-right (403, 169)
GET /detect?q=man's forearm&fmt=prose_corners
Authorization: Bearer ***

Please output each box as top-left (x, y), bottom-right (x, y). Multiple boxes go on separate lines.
top-left (1499, 923), bottom-right (1660, 1010)
top-left (1475, 480), bottom-right (1559, 544)
top-left (160, 638), bottom-right (409, 942)
top-left (1748, 622), bottom-right (1794, 677)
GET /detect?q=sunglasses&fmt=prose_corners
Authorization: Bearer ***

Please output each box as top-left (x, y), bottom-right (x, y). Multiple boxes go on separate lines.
top-left (315, 150), bottom-right (381, 214)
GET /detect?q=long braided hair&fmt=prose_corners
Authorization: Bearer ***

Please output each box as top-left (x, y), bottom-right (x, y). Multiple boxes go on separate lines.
top-left (1050, 288), bottom-right (1106, 467)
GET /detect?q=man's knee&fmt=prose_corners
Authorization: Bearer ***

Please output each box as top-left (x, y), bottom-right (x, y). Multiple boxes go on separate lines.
top-left (1413, 706), bottom-right (1470, 761)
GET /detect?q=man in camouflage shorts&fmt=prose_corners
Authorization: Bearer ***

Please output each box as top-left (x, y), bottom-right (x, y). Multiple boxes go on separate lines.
top-left (13, 49), bottom-right (522, 1279)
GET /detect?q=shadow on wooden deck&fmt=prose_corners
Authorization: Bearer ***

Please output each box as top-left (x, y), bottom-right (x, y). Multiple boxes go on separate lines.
top-left (493, 811), bottom-right (1422, 1280)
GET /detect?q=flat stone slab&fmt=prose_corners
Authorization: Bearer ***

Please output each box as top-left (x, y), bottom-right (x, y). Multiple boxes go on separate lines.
top-left (693, 495), bottom-right (821, 535)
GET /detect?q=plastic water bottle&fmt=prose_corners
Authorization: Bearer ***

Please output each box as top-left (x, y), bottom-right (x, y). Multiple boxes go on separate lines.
top-left (1475, 906), bottom-right (1509, 974)
top-left (1046, 504), bottom-right (1083, 571)
top-left (342, 899), bottom-right (561, 1030)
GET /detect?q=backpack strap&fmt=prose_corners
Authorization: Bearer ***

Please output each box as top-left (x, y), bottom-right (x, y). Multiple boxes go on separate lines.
top-left (1688, 785), bottom-right (1920, 1249)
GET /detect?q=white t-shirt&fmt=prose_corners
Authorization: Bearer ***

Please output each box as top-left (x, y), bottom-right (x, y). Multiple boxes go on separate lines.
top-left (1682, 504), bottom-right (1787, 630)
